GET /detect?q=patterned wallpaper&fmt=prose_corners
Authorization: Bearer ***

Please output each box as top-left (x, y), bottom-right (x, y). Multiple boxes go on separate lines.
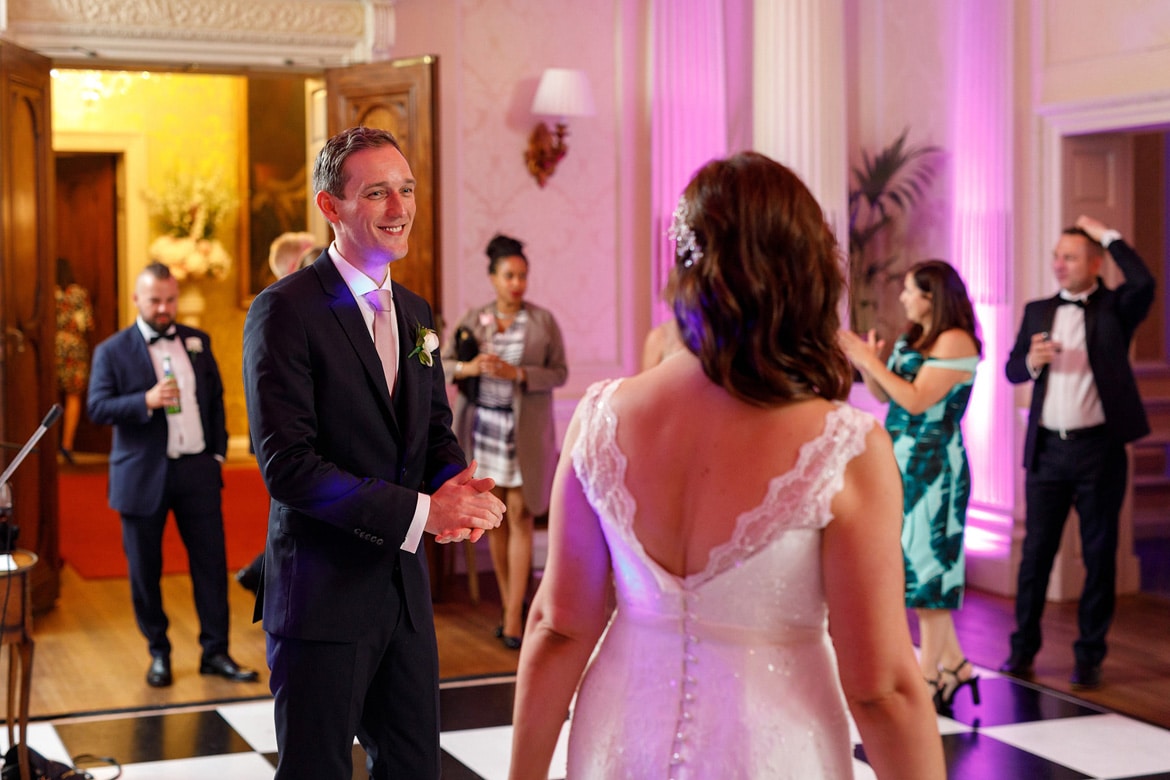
top-left (395, 0), bottom-right (628, 404)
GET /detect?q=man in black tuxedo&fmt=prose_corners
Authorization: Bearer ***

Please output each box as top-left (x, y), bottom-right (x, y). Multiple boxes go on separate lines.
top-left (242, 127), bottom-right (505, 779)
top-left (87, 262), bottom-right (258, 688)
top-left (1002, 215), bottom-right (1155, 690)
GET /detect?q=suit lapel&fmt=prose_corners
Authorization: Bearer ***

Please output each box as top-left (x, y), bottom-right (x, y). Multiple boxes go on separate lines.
top-left (393, 286), bottom-right (426, 450)
top-left (128, 327), bottom-right (157, 381)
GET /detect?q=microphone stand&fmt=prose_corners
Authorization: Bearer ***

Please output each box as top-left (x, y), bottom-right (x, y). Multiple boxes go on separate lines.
top-left (0, 405), bottom-right (63, 558)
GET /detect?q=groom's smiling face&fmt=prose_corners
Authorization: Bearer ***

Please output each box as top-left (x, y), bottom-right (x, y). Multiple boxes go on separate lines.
top-left (318, 144), bottom-right (417, 271)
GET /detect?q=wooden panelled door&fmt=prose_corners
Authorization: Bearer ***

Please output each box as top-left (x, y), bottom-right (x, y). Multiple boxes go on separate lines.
top-left (325, 57), bottom-right (439, 313)
top-left (0, 40), bottom-right (60, 611)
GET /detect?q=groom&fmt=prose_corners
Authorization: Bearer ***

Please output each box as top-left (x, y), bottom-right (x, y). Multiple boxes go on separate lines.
top-left (242, 126), bottom-right (505, 779)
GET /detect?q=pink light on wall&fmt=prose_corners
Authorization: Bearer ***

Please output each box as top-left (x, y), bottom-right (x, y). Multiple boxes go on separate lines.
top-left (650, 0), bottom-right (729, 325)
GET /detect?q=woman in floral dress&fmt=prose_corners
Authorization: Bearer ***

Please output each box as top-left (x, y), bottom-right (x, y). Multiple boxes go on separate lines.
top-left (56, 257), bottom-right (95, 459)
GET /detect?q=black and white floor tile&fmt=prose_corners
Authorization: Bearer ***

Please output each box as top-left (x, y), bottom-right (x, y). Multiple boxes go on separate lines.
top-left (6, 664), bottom-right (1170, 779)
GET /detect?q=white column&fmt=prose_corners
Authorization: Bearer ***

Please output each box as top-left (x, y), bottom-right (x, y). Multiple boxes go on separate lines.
top-left (751, 0), bottom-right (848, 249)
top-left (363, 0), bottom-right (397, 61)
top-left (650, 0), bottom-right (729, 324)
top-left (944, 0), bottom-right (1021, 596)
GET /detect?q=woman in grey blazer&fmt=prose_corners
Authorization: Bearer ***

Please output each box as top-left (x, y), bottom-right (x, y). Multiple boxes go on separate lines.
top-left (443, 234), bottom-right (568, 648)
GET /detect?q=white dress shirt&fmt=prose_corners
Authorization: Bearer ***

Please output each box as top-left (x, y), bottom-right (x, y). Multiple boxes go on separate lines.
top-left (137, 319), bottom-right (206, 459)
top-left (1039, 285), bottom-right (1106, 433)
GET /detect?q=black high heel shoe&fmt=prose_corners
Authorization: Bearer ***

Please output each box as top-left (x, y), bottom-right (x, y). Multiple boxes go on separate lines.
top-left (939, 658), bottom-right (981, 709)
top-left (925, 676), bottom-right (943, 712)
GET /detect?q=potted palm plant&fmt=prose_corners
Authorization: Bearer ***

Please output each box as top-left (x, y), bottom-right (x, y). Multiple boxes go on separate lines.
top-left (848, 128), bottom-right (941, 334)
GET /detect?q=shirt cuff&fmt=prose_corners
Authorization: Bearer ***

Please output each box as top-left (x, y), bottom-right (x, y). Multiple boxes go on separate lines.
top-left (401, 494), bottom-right (430, 552)
top-left (1100, 229), bottom-right (1122, 248)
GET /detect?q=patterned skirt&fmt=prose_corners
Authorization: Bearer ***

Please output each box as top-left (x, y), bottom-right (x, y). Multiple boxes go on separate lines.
top-left (473, 406), bottom-right (522, 488)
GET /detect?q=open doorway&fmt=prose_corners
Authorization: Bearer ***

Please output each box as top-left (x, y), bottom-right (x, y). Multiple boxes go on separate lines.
top-left (55, 152), bottom-right (119, 455)
top-left (1062, 128), bottom-right (1170, 599)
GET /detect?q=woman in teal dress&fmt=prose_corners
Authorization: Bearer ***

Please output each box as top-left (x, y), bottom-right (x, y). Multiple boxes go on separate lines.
top-left (839, 259), bottom-right (982, 713)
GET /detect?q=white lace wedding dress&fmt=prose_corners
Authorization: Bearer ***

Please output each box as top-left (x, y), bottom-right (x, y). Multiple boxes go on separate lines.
top-left (564, 379), bottom-right (877, 779)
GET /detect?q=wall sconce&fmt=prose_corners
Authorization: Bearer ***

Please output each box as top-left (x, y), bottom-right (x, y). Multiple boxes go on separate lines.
top-left (525, 68), bottom-right (595, 187)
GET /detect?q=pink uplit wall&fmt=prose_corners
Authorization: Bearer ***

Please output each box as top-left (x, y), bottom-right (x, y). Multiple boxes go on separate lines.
top-left (381, 0), bottom-right (1166, 597)
top-left (650, 0), bottom-right (729, 326)
top-left (391, 0), bottom-right (632, 402)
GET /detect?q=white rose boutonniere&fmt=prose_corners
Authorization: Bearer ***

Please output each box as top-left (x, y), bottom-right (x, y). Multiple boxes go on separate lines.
top-left (408, 325), bottom-right (440, 367)
top-left (185, 336), bottom-right (203, 357)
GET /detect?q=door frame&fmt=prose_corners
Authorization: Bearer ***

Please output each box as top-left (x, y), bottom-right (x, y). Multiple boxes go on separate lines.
top-left (52, 131), bottom-right (149, 328)
top-left (1038, 94), bottom-right (1170, 297)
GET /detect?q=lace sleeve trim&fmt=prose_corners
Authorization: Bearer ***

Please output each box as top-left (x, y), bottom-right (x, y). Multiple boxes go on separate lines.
top-left (570, 379), bottom-right (631, 534)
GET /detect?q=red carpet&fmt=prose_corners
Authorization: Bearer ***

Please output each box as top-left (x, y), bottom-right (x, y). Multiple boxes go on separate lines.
top-left (58, 465), bottom-right (270, 579)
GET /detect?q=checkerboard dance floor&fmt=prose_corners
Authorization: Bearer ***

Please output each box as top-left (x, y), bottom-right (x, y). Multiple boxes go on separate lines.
top-left (7, 664), bottom-right (1170, 779)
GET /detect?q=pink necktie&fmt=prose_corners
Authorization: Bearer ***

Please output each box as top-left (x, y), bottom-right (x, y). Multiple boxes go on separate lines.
top-left (365, 289), bottom-right (397, 396)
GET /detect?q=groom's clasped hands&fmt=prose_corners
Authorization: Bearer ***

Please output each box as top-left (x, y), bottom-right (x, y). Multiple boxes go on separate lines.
top-left (428, 459), bottom-right (505, 544)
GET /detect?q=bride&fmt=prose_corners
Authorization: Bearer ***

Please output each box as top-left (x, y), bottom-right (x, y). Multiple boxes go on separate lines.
top-left (509, 152), bottom-right (945, 779)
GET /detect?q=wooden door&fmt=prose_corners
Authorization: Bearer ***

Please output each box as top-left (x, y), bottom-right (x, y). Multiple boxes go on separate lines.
top-left (55, 153), bottom-right (117, 455)
top-left (1060, 131), bottom-right (1145, 597)
top-left (0, 40), bottom-right (59, 611)
top-left (1062, 132), bottom-right (1134, 288)
top-left (325, 57), bottom-right (439, 312)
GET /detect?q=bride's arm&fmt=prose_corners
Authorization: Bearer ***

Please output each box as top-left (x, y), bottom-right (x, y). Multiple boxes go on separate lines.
top-left (824, 424), bottom-right (946, 780)
top-left (509, 410), bottom-right (613, 780)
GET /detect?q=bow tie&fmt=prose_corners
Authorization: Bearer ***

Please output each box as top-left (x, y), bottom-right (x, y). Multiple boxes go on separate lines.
top-left (149, 328), bottom-right (177, 344)
top-left (1057, 297), bottom-right (1086, 308)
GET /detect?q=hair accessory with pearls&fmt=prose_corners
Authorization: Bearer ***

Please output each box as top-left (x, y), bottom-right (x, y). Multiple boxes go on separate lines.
top-left (667, 197), bottom-right (702, 268)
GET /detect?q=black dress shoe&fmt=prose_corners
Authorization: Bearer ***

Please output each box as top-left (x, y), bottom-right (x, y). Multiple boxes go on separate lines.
top-left (1070, 662), bottom-right (1101, 690)
top-left (998, 652), bottom-right (1034, 676)
top-left (146, 655), bottom-right (172, 688)
top-left (199, 653), bottom-right (259, 682)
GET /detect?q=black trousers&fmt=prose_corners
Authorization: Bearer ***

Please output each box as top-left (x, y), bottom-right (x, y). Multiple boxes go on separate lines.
top-left (119, 452), bottom-right (230, 658)
top-left (267, 560), bottom-right (441, 780)
top-left (1011, 429), bottom-right (1126, 667)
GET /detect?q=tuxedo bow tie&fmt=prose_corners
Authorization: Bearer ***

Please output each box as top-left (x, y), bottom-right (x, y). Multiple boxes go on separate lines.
top-left (1057, 297), bottom-right (1086, 308)
top-left (149, 328), bottom-right (177, 344)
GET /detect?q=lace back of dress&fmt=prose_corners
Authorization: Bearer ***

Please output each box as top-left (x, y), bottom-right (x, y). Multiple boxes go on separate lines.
top-left (697, 404), bottom-right (877, 584)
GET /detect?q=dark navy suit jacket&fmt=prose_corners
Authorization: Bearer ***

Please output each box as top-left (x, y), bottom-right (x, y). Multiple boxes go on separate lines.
top-left (1005, 239), bottom-right (1155, 470)
top-left (87, 324), bottom-right (228, 515)
top-left (242, 252), bottom-right (465, 643)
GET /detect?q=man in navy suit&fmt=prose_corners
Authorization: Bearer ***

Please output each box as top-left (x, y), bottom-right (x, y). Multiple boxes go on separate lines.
top-left (243, 127), bottom-right (505, 779)
top-left (1002, 215), bottom-right (1155, 690)
top-left (88, 262), bottom-right (258, 688)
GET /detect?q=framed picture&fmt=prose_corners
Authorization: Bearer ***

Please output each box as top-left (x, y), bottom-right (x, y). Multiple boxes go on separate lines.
top-left (239, 74), bottom-right (311, 306)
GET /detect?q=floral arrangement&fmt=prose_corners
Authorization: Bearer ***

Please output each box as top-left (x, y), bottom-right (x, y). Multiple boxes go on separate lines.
top-left (145, 170), bottom-right (237, 281)
top-left (149, 236), bottom-right (232, 282)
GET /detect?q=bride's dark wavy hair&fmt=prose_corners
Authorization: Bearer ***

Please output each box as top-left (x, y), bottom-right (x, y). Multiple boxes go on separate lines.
top-left (672, 152), bottom-right (851, 406)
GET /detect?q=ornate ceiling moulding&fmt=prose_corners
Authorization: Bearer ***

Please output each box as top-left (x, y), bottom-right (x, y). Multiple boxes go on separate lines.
top-left (3, 0), bottom-right (396, 71)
